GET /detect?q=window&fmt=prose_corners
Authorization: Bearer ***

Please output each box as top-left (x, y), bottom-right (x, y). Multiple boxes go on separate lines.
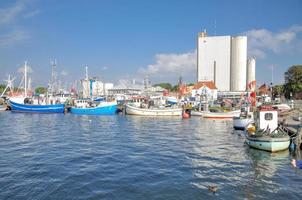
top-left (265, 113), bottom-right (273, 120)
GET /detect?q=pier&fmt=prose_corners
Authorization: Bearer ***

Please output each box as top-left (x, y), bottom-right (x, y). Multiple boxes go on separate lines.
top-left (279, 107), bottom-right (302, 151)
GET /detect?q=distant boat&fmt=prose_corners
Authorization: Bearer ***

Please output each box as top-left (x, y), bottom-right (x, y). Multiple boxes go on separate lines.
top-left (125, 104), bottom-right (182, 116)
top-left (233, 105), bottom-right (254, 130)
top-left (273, 103), bottom-right (291, 112)
top-left (202, 110), bottom-right (240, 119)
top-left (245, 105), bottom-right (290, 152)
top-left (190, 110), bottom-right (209, 117)
top-left (8, 99), bottom-right (65, 113)
top-left (70, 101), bottom-right (117, 115)
top-left (166, 97), bottom-right (178, 105)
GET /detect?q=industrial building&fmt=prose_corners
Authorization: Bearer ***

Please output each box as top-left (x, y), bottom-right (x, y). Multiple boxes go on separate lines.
top-left (197, 31), bottom-right (255, 92)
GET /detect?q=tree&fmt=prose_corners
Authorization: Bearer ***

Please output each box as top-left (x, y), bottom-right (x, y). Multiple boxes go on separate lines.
top-left (272, 84), bottom-right (284, 97)
top-left (171, 85), bottom-right (179, 92)
top-left (153, 83), bottom-right (173, 91)
top-left (35, 87), bottom-right (48, 95)
top-left (0, 84), bottom-right (5, 94)
top-left (284, 65), bottom-right (302, 99)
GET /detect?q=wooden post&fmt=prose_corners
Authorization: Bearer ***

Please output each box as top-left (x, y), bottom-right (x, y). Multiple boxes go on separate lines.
top-left (295, 126), bottom-right (302, 155)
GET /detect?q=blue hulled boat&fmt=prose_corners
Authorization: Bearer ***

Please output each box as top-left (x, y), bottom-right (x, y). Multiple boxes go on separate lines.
top-left (70, 101), bottom-right (117, 115)
top-left (9, 100), bottom-right (65, 113)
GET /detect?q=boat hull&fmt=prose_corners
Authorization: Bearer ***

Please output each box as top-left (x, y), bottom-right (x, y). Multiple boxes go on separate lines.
top-left (70, 102), bottom-right (117, 115)
top-left (245, 135), bottom-right (290, 152)
top-left (190, 110), bottom-right (209, 117)
top-left (125, 104), bottom-right (182, 116)
top-left (233, 117), bottom-right (253, 130)
top-left (203, 110), bottom-right (240, 119)
top-left (9, 100), bottom-right (65, 113)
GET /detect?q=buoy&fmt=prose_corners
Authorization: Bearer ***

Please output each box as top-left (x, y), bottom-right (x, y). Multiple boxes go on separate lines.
top-left (247, 125), bottom-right (255, 133)
top-left (183, 112), bottom-right (190, 119)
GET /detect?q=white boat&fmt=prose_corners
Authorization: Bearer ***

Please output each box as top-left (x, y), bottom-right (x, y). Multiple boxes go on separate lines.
top-left (233, 105), bottom-right (254, 130)
top-left (245, 105), bottom-right (290, 152)
top-left (190, 110), bottom-right (209, 117)
top-left (125, 104), bottom-right (182, 116)
top-left (202, 110), bottom-right (240, 119)
top-left (273, 103), bottom-right (291, 111)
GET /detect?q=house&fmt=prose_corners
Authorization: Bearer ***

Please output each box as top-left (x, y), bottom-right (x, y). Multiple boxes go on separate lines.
top-left (258, 84), bottom-right (271, 96)
top-left (191, 81), bottom-right (218, 101)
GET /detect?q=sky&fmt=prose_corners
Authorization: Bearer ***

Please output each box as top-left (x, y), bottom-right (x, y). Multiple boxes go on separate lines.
top-left (0, 0), bottom-right (301, 89)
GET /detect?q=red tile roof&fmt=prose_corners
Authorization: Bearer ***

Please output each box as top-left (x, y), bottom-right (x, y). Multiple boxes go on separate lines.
top-left (193, 81), bottom-right (217, 90)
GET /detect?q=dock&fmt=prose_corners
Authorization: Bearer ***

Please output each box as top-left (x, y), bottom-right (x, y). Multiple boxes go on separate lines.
top-left (279, 108), bottom-right (302, 151)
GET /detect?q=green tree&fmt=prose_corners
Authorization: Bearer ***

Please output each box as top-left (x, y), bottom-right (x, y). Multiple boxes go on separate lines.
top-left (35, 87), bottom-right (48, 95)
top-left (272, 84), bottom-right (284, 97)
top-left (0, 84), bottom-right (6, 94)
top-left (153, 83), bottom-right (173, 91)
top-left (284, 65), bottom-right (302, 99)
top-left (171, 85), bottom-right (179, 92)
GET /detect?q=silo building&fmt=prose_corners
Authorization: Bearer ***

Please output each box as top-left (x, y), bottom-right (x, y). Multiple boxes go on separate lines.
top-left (246, 58), bottom-right (256, 91)
top-left (197, 31), bottom-right (249, 92)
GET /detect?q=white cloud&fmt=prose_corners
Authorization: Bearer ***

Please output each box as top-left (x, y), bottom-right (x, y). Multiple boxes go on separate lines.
top-left (138, 50), bottom-right (196, 82)
top-left (0, 0), bottom-right (26, 25)
top-left (0, 30), bottom-right (29, 47)
top-left (0, 0), bottom-right (39, 48)
top-left (245, 25), bottom-right (302, 59)
top-left (18, 64), bottom-right (33, 73)
top-left (102, 66), bottom-right (108, 70)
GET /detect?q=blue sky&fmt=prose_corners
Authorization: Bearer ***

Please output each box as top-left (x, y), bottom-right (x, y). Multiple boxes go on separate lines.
top-left (0, 0), bottom-right (301, 89)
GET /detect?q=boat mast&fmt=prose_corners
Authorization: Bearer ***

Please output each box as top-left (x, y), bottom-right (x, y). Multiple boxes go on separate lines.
top-left (24, 61), bottom-right (27, 98)
top-left (51, 59), bottom-right (57, 96)
top-left (0, 75), bottom-right (15, 98)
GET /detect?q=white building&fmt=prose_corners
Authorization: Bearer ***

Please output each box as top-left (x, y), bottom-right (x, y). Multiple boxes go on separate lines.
top-left (82, 78), bottom-right (113, 98)
top-left (197, 31), bottom-right (249, 92)
top-left (191, 81), bottom-right (218, 101)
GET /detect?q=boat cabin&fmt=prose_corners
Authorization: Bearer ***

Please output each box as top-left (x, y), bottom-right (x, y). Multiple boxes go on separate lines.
top-left (240, 104), bottom-right (253, 118)
top-left (256, 106), bottom-right (278, 133)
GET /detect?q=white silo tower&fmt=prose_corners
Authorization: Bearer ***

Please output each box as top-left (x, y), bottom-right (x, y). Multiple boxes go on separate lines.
top-left (246, 58), bottom-right (256, 91)
top-left (230, 36), bottom-right (247, 91)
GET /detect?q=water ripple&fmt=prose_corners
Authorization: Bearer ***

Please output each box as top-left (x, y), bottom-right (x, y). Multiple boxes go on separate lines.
top-left (0, 112), bottom-right (301, 199)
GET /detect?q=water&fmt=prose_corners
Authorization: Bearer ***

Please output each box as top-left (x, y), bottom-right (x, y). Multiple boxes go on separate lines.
top-left (0, 112), bottom-right (301, 200)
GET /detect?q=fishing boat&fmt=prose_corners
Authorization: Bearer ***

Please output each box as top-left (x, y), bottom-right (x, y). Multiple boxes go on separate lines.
top-left (190, 110), bottom-right (209, 116)
top-left (8, 98), bottom-right (65, 113)
top-left (202, 110), bottom-right (240, 119)
top-left (233, 105), bottom-right (254, 130)
top-left (245, 105), bottom-right (290, 152)
top-left (7, 62), bottom-right (65, 114)
top-left (70, 101), bottom-right (117, 115)
top-left (125, 104), bottom-right (182, 116)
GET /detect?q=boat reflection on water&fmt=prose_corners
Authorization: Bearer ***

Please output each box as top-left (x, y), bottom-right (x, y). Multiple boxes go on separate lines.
top-left (247, 148), bottom-right (289, 175)
top-left (244, 148), bottom-right (290, 199)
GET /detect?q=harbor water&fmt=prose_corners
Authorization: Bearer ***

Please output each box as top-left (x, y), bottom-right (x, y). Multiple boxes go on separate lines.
top-left (0, 112), bottom-right (301, 199)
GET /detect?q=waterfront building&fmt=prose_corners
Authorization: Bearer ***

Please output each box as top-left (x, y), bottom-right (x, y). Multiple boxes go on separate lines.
top-left (82, 78), bottom-right (113, 98)
top-left (191, 81), bottom-right (218, 101)
top-left (197, 31), bottom-right (252, 92)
